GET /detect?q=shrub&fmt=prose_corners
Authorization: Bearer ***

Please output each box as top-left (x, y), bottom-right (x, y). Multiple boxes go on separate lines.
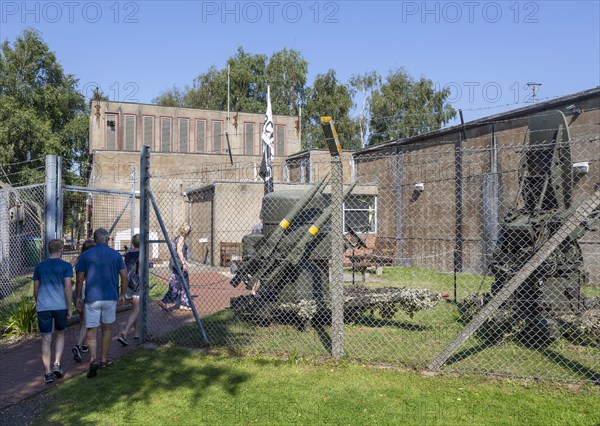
top-left (3, 297), bottom-right (38, 336)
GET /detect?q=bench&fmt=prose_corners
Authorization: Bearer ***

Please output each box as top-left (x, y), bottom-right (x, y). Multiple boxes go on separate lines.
top-left (348, 250), bottom-right (396, 282)
top-left (347, 235), bottom-right (396, 282)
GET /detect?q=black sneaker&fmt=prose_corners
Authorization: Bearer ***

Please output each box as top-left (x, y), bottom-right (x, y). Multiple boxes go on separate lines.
top-left (87, 361), bottom-right (101, 378)
top-left (117, 334), bottom-right (128, 346)
top-left (72, 345), bottom-right (82, 362)
top-left (44, 373), bottom-right (54, 384)
top-left (81, 345), bottom-right (89, 353)
top-left (52, 363), bottom-right (64, 378)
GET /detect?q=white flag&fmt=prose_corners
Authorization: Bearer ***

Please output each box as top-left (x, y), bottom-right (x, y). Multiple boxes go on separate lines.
top-left (259, 86), bottom-right (274, 194)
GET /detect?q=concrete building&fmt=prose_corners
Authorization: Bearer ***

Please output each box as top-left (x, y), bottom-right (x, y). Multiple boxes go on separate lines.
top-left (87, 101), bottom-right (368, 264)
top-left (86, 89), bottom-right (599, 280)
top-left (352, 87), bottom-right (600, 280)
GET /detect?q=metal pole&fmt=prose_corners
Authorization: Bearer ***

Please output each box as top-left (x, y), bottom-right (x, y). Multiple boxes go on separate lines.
top-left (56, 156), bottom-right (63, 248)
top-left (149, 191), bottom-right (208, 344)
top-left (44, 155), bottom-right (57, 258)
top-left (330, 154), bottom-right (344, 359)
top-left (454, 110), bottom-right (466, 302)
top-left (138, 146), bottom-right (150, 343)
top-left (131, 166), bottom-right (135, 239)
top-left (321, 117), bottom-right (344, 360)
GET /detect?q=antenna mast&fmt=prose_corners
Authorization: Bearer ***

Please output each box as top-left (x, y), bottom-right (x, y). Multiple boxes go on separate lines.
top-left (526, 82), bottom-right (542, 103)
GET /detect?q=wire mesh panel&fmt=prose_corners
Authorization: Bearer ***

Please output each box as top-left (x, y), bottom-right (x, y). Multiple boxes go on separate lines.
top-left (142, 110), bottom-right (599, 383)
top-left (0, 185), bottom-right (45, 299)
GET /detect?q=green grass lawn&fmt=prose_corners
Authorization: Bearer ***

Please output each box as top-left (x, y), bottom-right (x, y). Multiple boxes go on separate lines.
top-left (161, 305), bottom-right (599, 383)
top-left (152, 266), bottom-right (598, 383)
top-left (38, 346), bottom-right (600, 426)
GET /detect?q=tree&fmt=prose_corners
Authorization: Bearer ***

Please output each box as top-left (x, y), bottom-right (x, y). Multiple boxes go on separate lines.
top-left (266, 48), bottom-right (308, 116)
top-left (152, 84), bottom-right (186, 107)
top-left (0, 29), bottom-right (87, 186)
top-left (153, 47), bottom-right (308, 117)
top-left (349, 71), bottom-right (381, 148)
top-left (368, 68), bottom-right (456, 145)
top-left (302, 70), bottom-right (360, 150)
top-left (184, 65), bottom-right (228, 111)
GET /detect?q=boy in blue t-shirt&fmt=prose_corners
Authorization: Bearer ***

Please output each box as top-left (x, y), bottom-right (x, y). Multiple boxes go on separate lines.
top-left (33, 239), bottom-right (73, 384)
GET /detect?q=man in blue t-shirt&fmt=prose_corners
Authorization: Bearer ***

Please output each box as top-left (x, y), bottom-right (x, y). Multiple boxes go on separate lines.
top-left (33, 239), bottom-right (73, 384)
top-left (75, 228), bottom-right (127, 378)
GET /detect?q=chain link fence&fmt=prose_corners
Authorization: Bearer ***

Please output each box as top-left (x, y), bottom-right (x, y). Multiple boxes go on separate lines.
top-left (144, 114), bottom-right (599, 383)
top-left (0, 184), bottom-right (45, 299)
top-left (0, 180), bottom-right (136, 349)
top-left (1, 111), bottom-right (598, 383)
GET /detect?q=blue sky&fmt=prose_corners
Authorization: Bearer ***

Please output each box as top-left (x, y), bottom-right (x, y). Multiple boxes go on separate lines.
top-left (2, 0), bottom-right (599, 126)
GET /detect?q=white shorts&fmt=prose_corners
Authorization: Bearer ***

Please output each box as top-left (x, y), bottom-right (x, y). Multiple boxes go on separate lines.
top-left (85, 300), bottom-right (117, 328)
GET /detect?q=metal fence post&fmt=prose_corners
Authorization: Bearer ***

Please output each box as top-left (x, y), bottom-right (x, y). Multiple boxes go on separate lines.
top-left (321, 117), bottom-right (344, 360)
top-left (131, 166), bottom-right (136, 239)
top-left (138, 146), bottom-right (150, 343)
top-left (44, 155), bottom-right (62, 258)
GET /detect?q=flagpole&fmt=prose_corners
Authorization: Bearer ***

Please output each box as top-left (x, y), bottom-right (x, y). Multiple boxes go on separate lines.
top-left (260, 85), bottom-right (274, 195)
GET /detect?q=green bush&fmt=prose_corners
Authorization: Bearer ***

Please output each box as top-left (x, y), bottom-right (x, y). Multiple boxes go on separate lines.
top-left (3, 297), bottom-right (38, 336)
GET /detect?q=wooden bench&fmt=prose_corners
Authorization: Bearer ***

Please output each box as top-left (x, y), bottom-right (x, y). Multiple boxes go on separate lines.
top-left (348, 251), bottom-right (396, 282)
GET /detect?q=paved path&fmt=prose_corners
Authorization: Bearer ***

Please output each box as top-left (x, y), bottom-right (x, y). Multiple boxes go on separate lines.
top-left (0, 271), bottom-right (249, 411)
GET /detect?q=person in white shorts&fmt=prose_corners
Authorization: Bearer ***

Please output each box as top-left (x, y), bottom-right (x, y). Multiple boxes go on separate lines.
top-left (75, 228), bottom-right (127, 378)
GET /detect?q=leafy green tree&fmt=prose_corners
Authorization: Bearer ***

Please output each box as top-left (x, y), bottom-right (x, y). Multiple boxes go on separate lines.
top-left (184, 66), bottom-right (228, 111)
top-left (368, 68), bottom-right (456, 145)
top-left (0, 29), bottom-right (87, 186)
top-left (302, 69), bottom-right (360, 150)
top-left (349, 71), bottom-right (381, 148)
top-left (153, 84), bottom-right (186, 107)
top-left (266, 48), bottom-right (308, 116)
top-left (153, 47), bottom-right (308, 117)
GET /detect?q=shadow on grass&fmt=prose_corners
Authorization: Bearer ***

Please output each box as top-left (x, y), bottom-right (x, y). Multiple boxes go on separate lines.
top-left (443, 343), bottom-right (491, 366)
top-left (314, 324), bottom-right (332, 352)
top-left (542, 349), bottom-right (600, 383)
top-left (349, 316), bottom-right (431, 331)
top-left (152, 310), bottom-right (258, 350)
top-left (44, 347), bottom-right (253, 424)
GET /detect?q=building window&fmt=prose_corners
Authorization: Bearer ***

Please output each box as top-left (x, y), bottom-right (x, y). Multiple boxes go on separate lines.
top-left (245, 123), bottom-right (254, 155)
top-left (143, 116), bottom-right (154, 149)
top-left (179, 118), bottom-right (189, 152)
top-left (196, 119), bottom-right (206, 153)
top-left (275, 125), bottom-right (285, 156)
top-left (124, 115), bottom-right (136, 151)
top-left (344, 195), bottom-right (377, 234)
top-left (212, 120), bottom-right (223, 153)
top-left (161, 117), bottom-right (172, 152)
top-left (106, 114), bottom-right (117, 150)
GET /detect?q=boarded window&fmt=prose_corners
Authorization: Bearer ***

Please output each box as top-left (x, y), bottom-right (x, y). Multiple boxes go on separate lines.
top-left (106, 114), bottom-right (117, 149)
top-left (143, 116), bottom-right (154, 149)
top-left (125, 115), bottom-right (135, 151)
top-left (161, 117), bottom-right (172, 152)
top-left (276, 125), bottom-right (285, 156)
top-left (179, 118), bottom-right (189, 152)
top-left (245, 123), bottom-right (254, 155)
top-left (196, 119), bottom-right (206, 153)
top-left (213, 121), bottom-right (222, 153)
